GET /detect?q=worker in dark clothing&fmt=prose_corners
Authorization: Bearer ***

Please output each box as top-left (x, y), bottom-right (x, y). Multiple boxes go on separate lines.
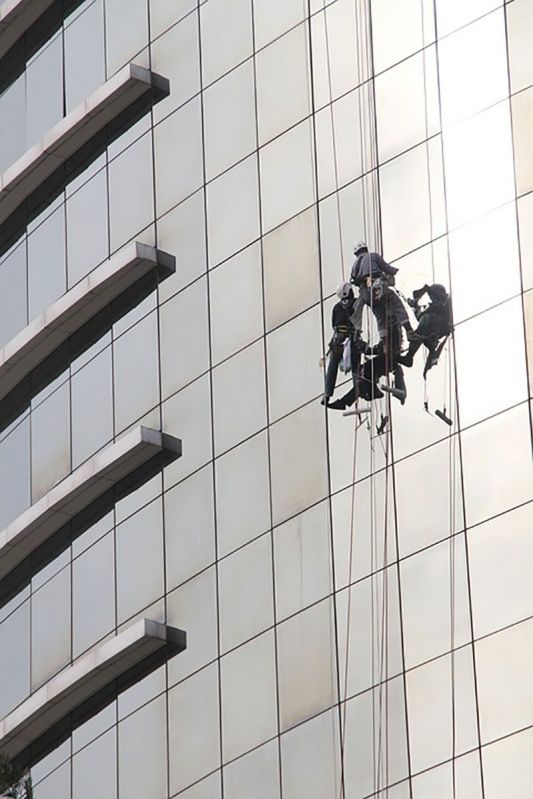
top-left (349, 241), bottom-right (414, 341)
top-left (321, 281), bottom-right (360, 406)
top-left (398, 283), bottom-right (452, 376)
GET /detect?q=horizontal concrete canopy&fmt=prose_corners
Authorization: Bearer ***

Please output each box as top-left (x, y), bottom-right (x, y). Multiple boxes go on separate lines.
top-left (0, 426), bottom-right (182, 583)
top-left (0, 0), bottom-right (55, 61)
top-left (0, 618), bottom-right (186, 761)
top-left (0, 241), bottom-right (175, 404)
top-left (0, 62), bottom-right (169, 228)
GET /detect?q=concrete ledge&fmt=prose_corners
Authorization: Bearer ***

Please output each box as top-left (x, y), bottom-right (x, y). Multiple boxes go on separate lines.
top-left (0, 426), bottom-right (182, 583)
top-left (0, 62), bottom-right (169, 228)
top-left (0, 618), bottom-right (186, 761)
top-left (0, 241), bottom-right (175, 404)
top-left (0, 0), bottom-right (55, 61)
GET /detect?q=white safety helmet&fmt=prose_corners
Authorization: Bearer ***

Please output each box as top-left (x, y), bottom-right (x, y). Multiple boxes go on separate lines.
top-left (336, 281), bottom-right (353, 301)
top-left (353, 240), bottom-right (367, 256)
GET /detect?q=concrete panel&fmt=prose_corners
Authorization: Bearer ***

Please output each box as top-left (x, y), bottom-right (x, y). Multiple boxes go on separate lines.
top-left (0, 241), bottom-right (175, 403)
top-left (0, 426), bottom-right (182, 582)
top-left (0, 618), bottom-right (186, 761)
top-left (0, 63), bottom-right (170, 227)
top-left (0, 0), bottom-right (56, 61)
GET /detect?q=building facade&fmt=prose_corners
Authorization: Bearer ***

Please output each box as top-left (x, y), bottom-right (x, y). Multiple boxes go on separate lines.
top-left (0, 0), bottom-right (532, 797)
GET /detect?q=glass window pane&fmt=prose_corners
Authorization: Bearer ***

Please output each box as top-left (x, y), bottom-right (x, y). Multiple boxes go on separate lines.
top-left (213, 341), bottom-right (267, 455)
top-left (269, 402), bottom-right (328, 526)
top-left (310, 0), bottom-right (363, 108)
top-left (167, 566), bottom-right (217, 685)
top-left (116, 498), bottom-right (164, 624)
top-left (162, 374), bottom-right (212, 487)
top-left (259, 121), bottom-right (315, 234)
top-left (273, 501), bottom-right (332, 622)
top-left (0, 74), bottom-right (25, 173)
top-left (157, 190), bottom-right (207, 302)
top-left (280, 710), bottom-right (340, 799)
top-left (0, 600), bottom-right (30, 717)
top-left (395, 437), bottom-right (464, 557)
top-left (215, 431), bottom-right (271, 557)
top-left (66, 168), bottom-right (109, 287)
top-left (338, 568), bottom-right (402, 688)
top-left (118, 695), bottom-right (167, 799)
top-left (512, 85), bottom-right (533, 197)
top-left (277, 600), bottom-right (337, 732)
top-left (438, 10), bottom-right (508, 127)
top-left (154, 98), bottom-right (204, 217)
top-left (266, 306), bottom-right (322, 422)
top-left (220, 632), bottom-right (277, 762)
top-left (263, 207), bottom-right (320, 331)
top-left (164, 465), bottom-right (215, 592)
top-left (204, 59), bottom-right (256, 181)
top-left (199, 0), bottom-right (253, 86)
top-left (344, 676), bottom-right (409, 795)
top-left (508, 0), bottom-right (533, 93)
top-left (169, 664), bottom-right (220, 795)
top-left (149, 0), bottom-right (196, 39)
top-left (469, 503), bottom-right (533, 639)
top-left (108, 133), bottom-right (154, 252)
top-left (476, 618), bottom-right (533, 743)
top-left (71, 346), bottom-right (113, 467)
top-left (113, 311), bottom-right (160, 432)
top-left (461, 403), bottom-right (533, 527)
top-left (406, 649), bottom-right (479, 773)
top-left (206, 155), bottom-right (260, 267)
top-left (31, 566), bottom-right (71, 688)
top-left (152, 11), bottom-right (200, 125)
top-left (256, 25), bottom-right (310, 146)
top-left (209, 243), bottom-right (264, 365)
top-left (33, 761), bottom-right (71, 799)
top-left (73, 728), bottom-right (116, 799)
top-left (64, 0), bottom-right (105, 112)
top-left (376, 48), bottom-right (439, 163)
top-left (219, 534), bottom-right (273, 653)
top-left (253, 0), bottom-right (305, 50)
top-left (105, 0), bottom-right (148, 76)
top-left (518, 192), bottom-right (533, 291)
top-left (224, 741), bottom-right (278, 799)
top-left (31, 381), bottom-right (71, 501)
top-left (443, 101), bottom-right (515, 229)
top-left (28, 205), bottom-right (66, 321)
top-left (435, 0), bottom-right (502, 37)
top-left (0, 416), bottom-right (30, 529)
top-left (449, 203), bottom-right (521, 322)
top-left (371, 1), bottom-right (427, 72)
top-left (455, 298), bottom-right (528, 427)
top-left (380, 143), bottom-right (431, 260)
top-left (160, 277), bottom-right (209, 400)
top-left (401, 537), bottom-right (471, 669)
top-left (0, 238), bottom-right (27, 347)
top-left (73, 531), bottom-right (115, 657)
top-left (483, 728), bottom-right (533, 798)
top-left (26, 33), bottom-right (63, 149)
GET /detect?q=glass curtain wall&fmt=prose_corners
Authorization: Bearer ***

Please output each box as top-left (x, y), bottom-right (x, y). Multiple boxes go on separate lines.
top-left (0, 0), bottom-right (532, 797)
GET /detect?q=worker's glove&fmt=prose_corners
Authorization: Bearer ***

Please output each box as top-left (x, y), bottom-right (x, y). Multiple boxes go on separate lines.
top-left (407, 297), bottom-right (418, 308)
top-left (319, 355), bottom-right (326, 368)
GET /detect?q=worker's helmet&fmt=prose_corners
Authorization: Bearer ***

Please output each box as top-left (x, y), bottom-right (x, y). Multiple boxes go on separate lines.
top-left (336, 281), bottom-right (353, 302)
top-left (353, 240), bottom-right (368, 256)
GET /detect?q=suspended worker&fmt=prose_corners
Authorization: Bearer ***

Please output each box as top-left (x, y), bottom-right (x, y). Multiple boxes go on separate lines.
top-left (321, 281), bottom-right (361, 406)
top-left (349, 240), bottom-right (414, 342)
top-left (398, 283), bottom-right (452, 376)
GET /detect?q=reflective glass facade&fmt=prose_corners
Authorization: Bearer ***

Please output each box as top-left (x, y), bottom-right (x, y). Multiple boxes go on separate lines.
top-left (0, 0), bottom-right (532, 796)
